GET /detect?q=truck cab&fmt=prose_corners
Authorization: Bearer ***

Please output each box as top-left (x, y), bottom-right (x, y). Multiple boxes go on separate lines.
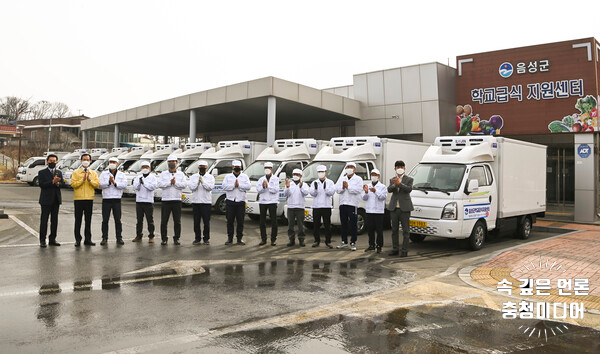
top-left (17, 157), bottom-right (46, 186)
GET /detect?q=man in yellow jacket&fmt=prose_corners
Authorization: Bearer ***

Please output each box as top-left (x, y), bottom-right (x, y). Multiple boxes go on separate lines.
top-left (70, 153), bottom-right (100, 247)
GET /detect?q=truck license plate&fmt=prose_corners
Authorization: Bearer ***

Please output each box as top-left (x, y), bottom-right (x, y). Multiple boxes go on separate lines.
top-left (409, 220), bottom-right (427, 228)
top-left (304, 210), bottom-right (309, 216)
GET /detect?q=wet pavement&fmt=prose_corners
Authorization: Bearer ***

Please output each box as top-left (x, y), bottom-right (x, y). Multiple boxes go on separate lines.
top-left (1, 183), bottom-right (599, 353)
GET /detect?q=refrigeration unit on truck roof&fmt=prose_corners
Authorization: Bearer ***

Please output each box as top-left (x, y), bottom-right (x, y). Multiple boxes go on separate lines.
top-left (329, 137), bottom-right (382, 154)
top-left (273, 138), bottom-right (319, 155)
top-left (217, 140), bottom-right (252, 154)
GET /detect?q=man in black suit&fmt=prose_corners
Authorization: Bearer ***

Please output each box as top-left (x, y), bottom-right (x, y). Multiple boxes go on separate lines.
top-left (387, 160), bottom-right (413, 257)
top-left (38, 154), bottom-right (62, 248)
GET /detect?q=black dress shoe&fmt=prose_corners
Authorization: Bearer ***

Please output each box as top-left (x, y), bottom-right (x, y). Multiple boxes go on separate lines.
top-left (312, 242), bottom-right (320, 248)
top-left (364, 246), bottom-right (375, 252)
top-left (325, 242), bottom-right (333, 249)
top-left (75, 241), bottom-right (81, 247)
top-left (173, 239), bottom-right (180, 245)
top-left (192, 240), bottom-right (202, 245)
top-left (100, 239), bottom-right (108, 246)
top-left (161, 240), bottom-right (168, 245)
top-left (388, 251), bottom-right (399, 256)
top-left (225, 240), bottom-right (233, 245)
top-left (400, 251), bottom-right (408, 258)
top-left (376, 247), bottom-right (382, 254)
top-left (271, 241), bottom-right (277, 246)
top-left (258, 240), bottom-right (267, 246)
top-left (40, 243), bottom-right (47, 248)
top-left (299, 240), bottom-right (305, 247)
top-left (84, 241), bottom-right (96, 246)
top-left (236, 240), bottom-right (245, 245)
top-left (116, 238), bottom-right (125, 245)
top-left (286, 241), bottom-right (295, 247)
top-left (49, 242), bottom-right (61, 247)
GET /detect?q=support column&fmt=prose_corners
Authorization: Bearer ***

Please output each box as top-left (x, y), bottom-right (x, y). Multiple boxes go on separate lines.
top-left (189, 110), bottom-right (197, 143)
top-left (267, 96), bottom-right (276, 146)
top-left (81, 130), bottom-right (87, 150)
top-left (163, 135), bottom-right (169, 144)
top-left (113, 124), bottom-right (119, 148)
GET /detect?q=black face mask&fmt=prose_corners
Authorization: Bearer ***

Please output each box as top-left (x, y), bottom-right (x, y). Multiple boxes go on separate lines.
top-left (143, 172), bottom-right (150, 176)
top-left (199, 167), bottom-right (207, 175)
top-left (233, 167), bottom-right (241, 173)
top-left (48, 162), bottom-right (56, 169)
top-left (168, 162), bottom-right (176, 170)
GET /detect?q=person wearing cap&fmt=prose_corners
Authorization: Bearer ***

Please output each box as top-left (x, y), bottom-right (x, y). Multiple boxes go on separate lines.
top-left (188, 160), bottom-right (215, 245)
top-left (284, 168), bottom-right (309, 247)
top-left (309, 164), bottom-right (335, 248)
top-left (221, 160), bottom-right (251, 245)
top-left (157, 155), bottom-right (187, 245)
top-left (335, 162), bottom-right (363, 251)
top-left (256, 162), bottom-right (279, 246)
top-left (71, 152), bottom-right (100, 247)
top-left (362, 168), bottom-right (387, 253)
top-left (99, 157), bottom-right (127, 245)
top-left (132, 161), bottom-right (157, 243)
top-left (387, 160), bottom-right (414, 257)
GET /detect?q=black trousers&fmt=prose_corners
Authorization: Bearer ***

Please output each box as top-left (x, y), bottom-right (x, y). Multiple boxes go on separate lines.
top-left (287, 208), bottom-right (305, 241)
top-left (101, 199), bottom-right (122, 240)
top-left (40, 202), bottom-right (60, 244)
top-left (366, 213), bottom-right (384, 247)
top-left (226, 200), bottom-right (245, 241)
top-left (136, 202), bottom-right (155, 238)
top-left (161, 201), bottom-right (182, 241)
top-left (74, 200), bottom-right (93, 242)
top-left (192, 203), bottom-right (211, 242)
top-left (313, 208), bottom-right (332, 244)
top-left (259, 203), bottom-right (278, 241)
top-left (339, 204), bottom-right (358, 244)
top-left (390, 208), bottom-right (411, 252)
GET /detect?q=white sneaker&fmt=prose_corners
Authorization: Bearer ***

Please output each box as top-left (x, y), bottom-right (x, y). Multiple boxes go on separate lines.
top-left (350, 243), bottom-right (356, 251)
top-left (336, 242), bottom-right (348, 249)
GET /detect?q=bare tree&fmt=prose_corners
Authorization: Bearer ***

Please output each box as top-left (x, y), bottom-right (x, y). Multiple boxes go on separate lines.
top-left (0, 96), bottom-right (30, 121)
top-left (27, 100), bottom-right (52, 120)
top-left (49, 102), bottom-right (71, 118)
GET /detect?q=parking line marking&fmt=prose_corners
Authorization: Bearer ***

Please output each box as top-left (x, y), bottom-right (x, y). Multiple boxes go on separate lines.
top-left (8, 215), bottom-right (39, 239)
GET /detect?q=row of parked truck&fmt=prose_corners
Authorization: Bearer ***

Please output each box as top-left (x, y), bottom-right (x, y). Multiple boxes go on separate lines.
top-left (15, 135), bottom-right (547, 250)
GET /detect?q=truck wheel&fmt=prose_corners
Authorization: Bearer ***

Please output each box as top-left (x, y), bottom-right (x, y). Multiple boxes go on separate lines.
top-left (517, 216), bottom-right (532, 240)
top-left (216, 195), bottom-right (227, 215)
top-left (468, 220), bottom-right (486, 251)
top-left (409, 234), bottom-right (426, 243)
top-left (357, 209), bottom-right (366, 235)
top-left (33, 177), bottom-right (39, 187)
top-left (248, 214), bottom-right (259, 221)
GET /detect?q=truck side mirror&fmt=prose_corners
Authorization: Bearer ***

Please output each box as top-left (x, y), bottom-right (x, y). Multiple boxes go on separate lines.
top-left (467, 179), bottom-right (479, 194)
top-left (279, 172), bottom-right (286, 181)
top-left (211, 168), bottom-right (219, 176)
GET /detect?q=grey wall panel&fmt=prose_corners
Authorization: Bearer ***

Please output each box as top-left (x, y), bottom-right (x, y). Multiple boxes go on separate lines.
top-left (190, 91), bottom-right (207, 108)
top-left (353, 74), bottom-right (368, 103)
top-left (367, 71), bottom-right (385, 106)
top-left (248, 77), bottom-right (273, 98)
top-left (160, 99), bottom-right (175, 114)
top-left (348, 86), bottom-right (354, 99)
top-left (421, 100), bottom-right (440, 143)
top-left (402, 102), bottom-right (422, 134)
top-left (126, 108), bottom-right (137, 121)
top-left (226, 82), bottom-right (249, 102)
top-left (174, 95), bottom-right (190, 111)
top-left (362, 106), bottom-right (385, 120)
top-left (438, 100), bottom-right (457, 136)
top-left (384, 68), bottom-right (402, 105)
top-left (273, 78), bottom-right (299, 101)
top-left (207, 87), bottom-right (227, 105)
top-left (385, 116), bottom-right (404, 135)
top-left (420, 64), bottom-right (439, 101)
top-left (437, 64), bottom-right (457, 103)
top-left (149, 103), bottom-right (161, 117)
top-left (384, 104), bottom-right (403, 120)
top-left (299, 85), bottom-right (322, 107)
top-left (356, 119), bottom-right (385, 136)
top-left (136, 105), bottom-right (149, 119)
top-left (401, 66), bottom-right (421, 103)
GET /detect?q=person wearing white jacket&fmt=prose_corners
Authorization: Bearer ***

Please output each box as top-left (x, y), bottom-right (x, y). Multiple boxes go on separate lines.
top-left (188, 160), bottom-right (215, 245)
top-left (222, 160), bottom-right (251, 245)
top-left (335, 162), bottom-right (364, 251)
top-left (132, 161), bottom-right (157, 243)
top-left (309, 165), bottom-right (335, 248)
top-left (362, 168), bottom-right (387, 253)
top-left (256, 162), bottom-right (280, 246)
top-left (157, 155), bottom-right (187, 245)
top-left (99, 157), bottom-right (127, 245)
top-left (284, 168), bottom-right (309, 247)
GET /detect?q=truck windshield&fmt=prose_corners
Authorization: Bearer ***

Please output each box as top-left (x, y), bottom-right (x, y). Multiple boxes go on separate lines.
top-left (58, 158), bottom-right (78, 169)
top-left (90, 159), bottom-right (105, 171)
top-left (244, 161), bottom-right (282, 181)
top-left (410, 163), bottom-right (466, 192)
top-left (70, 160), bottom-right (82, 170)
top-left (302, 161), bottom-right (346, 183)
top-left (118, 159), bottom-right (136, 171)
top-left (22, 158), bottom-right (34, 167)
top-left (184, 159), bottom-right (216, 176)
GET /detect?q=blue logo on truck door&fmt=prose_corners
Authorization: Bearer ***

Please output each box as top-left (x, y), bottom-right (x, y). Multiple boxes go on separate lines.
top-left (464, 203), bottom-right (491, 220)
top-left (577, 144), bottom-right (591, 158)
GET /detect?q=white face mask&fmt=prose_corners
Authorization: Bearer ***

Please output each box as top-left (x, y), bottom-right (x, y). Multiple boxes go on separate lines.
top-left (396, 168), bottom-right (405, 176)
top-left (345, 168), bottom-right (354, 176)
top-left (317, 172), bottom-right (325, 179)
top-left (81, 160), bottom-right (90, 168)
top-left (292, 175), bottom-right (300, 181)
top-left (109, 163), bottom-right (117, 170)
top-left (371, 176), bottom-right (379, 183)
top-left (141, 168), bottom-right (150, 174)
top-left (264, 169), bottom-right (272, 175)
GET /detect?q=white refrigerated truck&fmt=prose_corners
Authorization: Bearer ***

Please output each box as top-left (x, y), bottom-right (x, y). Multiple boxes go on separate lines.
top-left (302, 137), bottom-right (430, 234)
top-left (181, 140), bottom-right (267, 212)
top-left (408, 136), bottom-right (547, 250)
top-left (244, 139), bottom-right (324, 220)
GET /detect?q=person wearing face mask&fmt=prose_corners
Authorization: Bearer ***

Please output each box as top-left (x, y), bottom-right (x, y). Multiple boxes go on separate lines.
top-left (132, 161), bottom-right (157, 243)
top-left (335, 162), bottom-right (364, 251)
top-left (362, 169), bottom-right (387, 254)
top-left (188, 160), bottom-right (215, 245)
top-left (221, 160), bottom-right (251, 245)
top-left (387, 160), bottom-right (414, 257)
top-left (256, 162), bottom-right (279, 246)
top-left (157, 155), bottom-right (187, 245)
top-left (284, 168), bottom-right (309, 247)
top-left (37, 154), bottom-right (62, 247)
top-left (309, 165), bottom-right (335, 248)
top-left (70, 153), bottom-right (100, 246)
top-left (99, 157), bottom-right (127, 245)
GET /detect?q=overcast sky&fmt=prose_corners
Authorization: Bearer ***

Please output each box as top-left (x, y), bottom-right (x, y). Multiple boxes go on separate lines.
top-left (1, 0), bottom-right (598, 118)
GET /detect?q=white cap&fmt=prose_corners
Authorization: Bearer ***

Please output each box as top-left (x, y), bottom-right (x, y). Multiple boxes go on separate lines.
top-left (316, 165), bottom-right (327, 172)
top-left (108, 157), bottom-right (119, 163)
top-left (264, 162), bottom-right (273, 168)
top-left (292, 168), bottom-right (302, 175)
top-left (347, 162), bottom-right (356, 168)
top-left (198, 160), bottom-right (208, 166)
top-left (167, 155), bottom-right (178, 161)
top-left (371, 168), bottom-right (380, 175)
top-left (140, 161), bottom-right (150, 167)
top-left (232, 160), bottom-right (242, 167)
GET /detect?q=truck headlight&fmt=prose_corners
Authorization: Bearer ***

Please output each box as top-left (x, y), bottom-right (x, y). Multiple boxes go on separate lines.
top-left (441, 202), bottom-right (457, 220)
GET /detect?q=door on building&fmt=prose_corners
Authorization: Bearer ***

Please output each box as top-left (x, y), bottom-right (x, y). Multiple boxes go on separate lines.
top-left (546, 146), bottom-right (575, 219)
